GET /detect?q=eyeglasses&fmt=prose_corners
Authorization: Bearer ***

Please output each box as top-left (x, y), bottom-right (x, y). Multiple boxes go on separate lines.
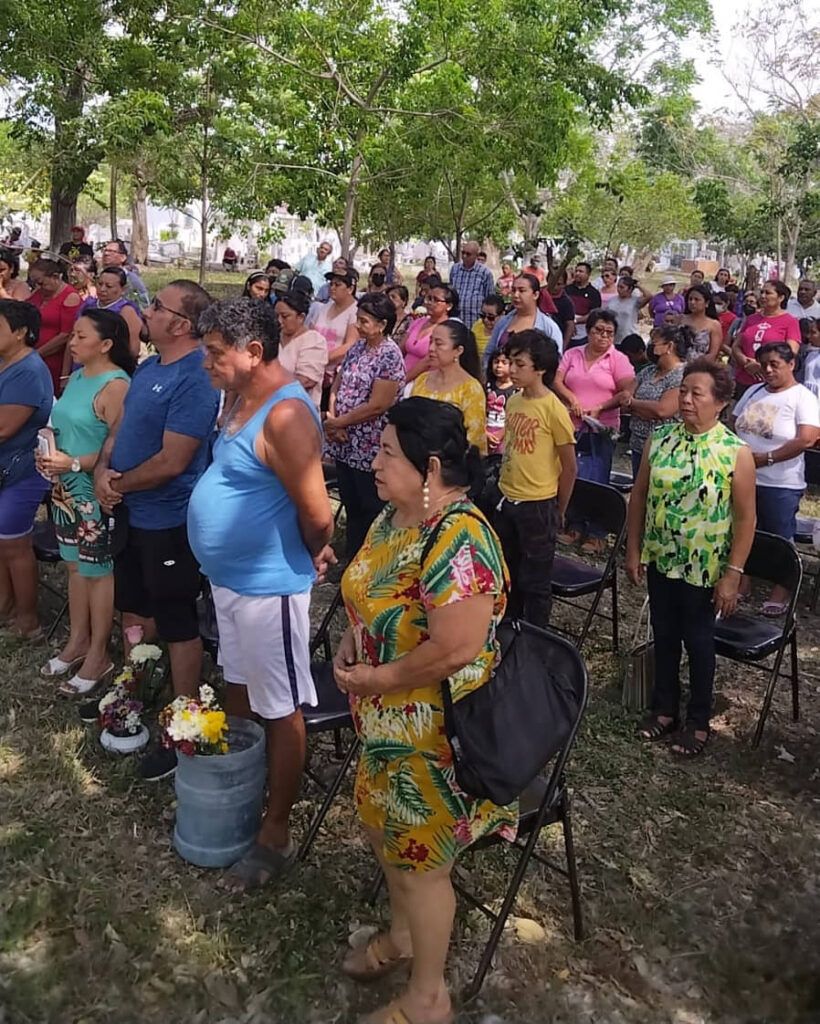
top-left (480, 313), bottom-right (499, 322)
top-left (150, 295), bottom-right (190, 320)
top-left (590, 326), bottom-right (616, 338)
top-left (427, 295), bottom-right (447, 304)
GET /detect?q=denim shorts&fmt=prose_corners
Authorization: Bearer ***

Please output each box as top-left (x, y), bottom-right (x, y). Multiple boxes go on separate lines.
top-left (0, 472), bottom-right (49, 540)
top-left (755, 485), bottom-right (803, 541)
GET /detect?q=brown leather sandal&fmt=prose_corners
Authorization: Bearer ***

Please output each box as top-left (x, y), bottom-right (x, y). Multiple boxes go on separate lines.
top-left (342, 932), bottom-right (412, 983)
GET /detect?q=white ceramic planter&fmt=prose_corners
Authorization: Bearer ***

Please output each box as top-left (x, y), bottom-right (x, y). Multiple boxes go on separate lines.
top-left (100, 725), bottom-right (150, 754)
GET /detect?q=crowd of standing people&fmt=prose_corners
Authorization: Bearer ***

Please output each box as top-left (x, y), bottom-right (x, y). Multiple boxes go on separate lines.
top-left (1, 226), bottom-right (819, 1024)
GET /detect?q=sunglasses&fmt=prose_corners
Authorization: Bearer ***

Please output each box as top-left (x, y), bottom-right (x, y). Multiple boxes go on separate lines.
top-left (150, 296), bottom-right (190, 320)
top-left (480, 312), bottom-right (499, 321)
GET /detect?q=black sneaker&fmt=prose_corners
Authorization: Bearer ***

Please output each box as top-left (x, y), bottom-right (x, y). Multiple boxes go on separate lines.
top-left (78, 698), bottom-right (101, 724)
top-left (138, 745), bottom-right (177, 782)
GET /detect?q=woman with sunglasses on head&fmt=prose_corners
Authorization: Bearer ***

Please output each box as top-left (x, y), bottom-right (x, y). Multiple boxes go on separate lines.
top-left (482, 273), bottom-right (563, 372)
top-left (78, 267), bottom-right (144, 362)
top-left (402, 283), bottom-right (459, 382)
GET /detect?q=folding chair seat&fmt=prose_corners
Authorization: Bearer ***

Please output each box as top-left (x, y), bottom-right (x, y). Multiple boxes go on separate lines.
top-left (32, 516), bottom-right (68, 642)
top-left (551, 480), bottom-right (627, 652)
top-left (714, 531), bottom-right (801, 748)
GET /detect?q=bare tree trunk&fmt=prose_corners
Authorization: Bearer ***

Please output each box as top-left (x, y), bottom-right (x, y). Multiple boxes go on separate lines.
top-left (49, 186), bottom-right (78, 253)
top-left (776, 217), bottom-right (782, 278)
top-left (49, 72), bottom-right (97, 251)
top-left (109, 166), bottom-right (118, 240)
top-left (130, 180), bottom-right (149, 264)
top-left (341, 151), bottom-right (364, 259)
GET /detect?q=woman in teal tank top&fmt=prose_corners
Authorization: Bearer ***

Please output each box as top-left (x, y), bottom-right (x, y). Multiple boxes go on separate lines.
top-left (36, 309), bottom-right (134, 693)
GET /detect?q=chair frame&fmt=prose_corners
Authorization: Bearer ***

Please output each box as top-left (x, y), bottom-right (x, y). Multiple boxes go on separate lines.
top-left (298, 582), bottom-right (361, 862)
top-left (367, 622), bottom-right (589, 1001)
top-left (551, 479), bottom-right (628, 653)
top-left (32, 512), bottom-right (69, 642)
top-left (714, 530), bottom-right (802, 748)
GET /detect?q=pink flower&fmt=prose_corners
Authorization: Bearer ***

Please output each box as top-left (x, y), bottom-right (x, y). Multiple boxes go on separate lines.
top-left (450, 544), bottom-right (476, 594)
top-left (125, 625), bottom-right (144, 646)
top-left (454, 817), bottom-right (473, 845)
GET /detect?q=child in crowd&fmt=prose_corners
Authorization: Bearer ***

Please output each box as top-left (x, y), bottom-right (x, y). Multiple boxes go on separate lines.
top-left (485, 348), bottom-right (516, 461)
top-left (492, 330), bottom-right (576, 627)
top-left (797, 317), bottom-right (820, 399)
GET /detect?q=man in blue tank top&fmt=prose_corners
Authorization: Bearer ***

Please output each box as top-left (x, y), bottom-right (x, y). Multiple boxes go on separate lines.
top-left (189, 298), bottom-right (335, 890)
top-left (94, 281), bottom-right (219, 781)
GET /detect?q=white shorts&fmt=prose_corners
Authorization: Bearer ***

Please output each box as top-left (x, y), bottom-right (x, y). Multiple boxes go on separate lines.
top-left (211, 585), bottom-right (317, 720)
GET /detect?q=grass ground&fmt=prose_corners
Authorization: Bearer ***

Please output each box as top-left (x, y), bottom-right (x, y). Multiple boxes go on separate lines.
top-left (2, 473), bottom-right (820, 1024)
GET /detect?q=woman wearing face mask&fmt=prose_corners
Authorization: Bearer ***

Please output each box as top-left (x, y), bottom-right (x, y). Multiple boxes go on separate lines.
top-left (623, 325), bottom-right (691, 478)
top-left (402, 284), bottom-right (459, 382)
top-left (681, 284), bottom-right (723, 362)
top-left (367, 263), bottom-right (389, 294)
top-left (732, 281), bottom-right (801, 397)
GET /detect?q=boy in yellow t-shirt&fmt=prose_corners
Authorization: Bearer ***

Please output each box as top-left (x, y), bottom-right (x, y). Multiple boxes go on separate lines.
top-left (494, 329), bottom-right (576, 626)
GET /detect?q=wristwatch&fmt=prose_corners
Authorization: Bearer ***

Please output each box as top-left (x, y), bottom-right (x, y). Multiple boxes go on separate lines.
top-left (766, 452), bottom-right (774, 467)
top-left (70, 457), bottom-right (81, 473)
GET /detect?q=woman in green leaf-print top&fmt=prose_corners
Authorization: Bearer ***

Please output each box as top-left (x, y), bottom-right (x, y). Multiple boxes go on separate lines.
top-left (626, 359), bottom-right (756, 757)
top-left (333, 398), bottom-right (512, 1024)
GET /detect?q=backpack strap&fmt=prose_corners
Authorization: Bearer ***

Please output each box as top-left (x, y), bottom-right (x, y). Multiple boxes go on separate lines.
top-left (419, 505), bottom-right (486, 567)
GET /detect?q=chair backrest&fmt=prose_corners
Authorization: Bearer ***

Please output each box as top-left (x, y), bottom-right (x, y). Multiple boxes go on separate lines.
top-left (566, 479), bottom-right (628, 538)
top-left (804, 448), bottom-right (820, 487)
top-left (310, 585), bottom-right (345, 660)
top-left (745, 530), bottom-right (803, 593)
top-left (504, 620), bottom-right (589, 804)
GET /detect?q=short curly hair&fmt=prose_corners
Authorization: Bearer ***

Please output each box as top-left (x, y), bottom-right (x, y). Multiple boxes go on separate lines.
top-left (198, 297), bottom-right (280, 362)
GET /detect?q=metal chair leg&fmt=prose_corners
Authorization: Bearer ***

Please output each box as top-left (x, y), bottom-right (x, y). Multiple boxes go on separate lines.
top-left (297, 736), bottom-right (360, 862)
top-left (610, 572), bottom-right (620, 653)
top-left (366, 866), bottom-right (385, 905)
top-left (45, 599), bottom-right (68, 643)
top-left (752, 644), bottom-right (788, 748)
top-left (790, 632), bottom-right (799, 722)
top-left (561, 795), bottom-right (584, 941)
top-left (811, 570), bottom-right (820, 614)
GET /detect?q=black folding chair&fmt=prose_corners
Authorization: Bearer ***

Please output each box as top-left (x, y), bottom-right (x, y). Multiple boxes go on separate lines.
top-left (551, 480), bottom-right (628, 652)
top-left (367, 624), bottom-right (589, 1000)
top-left (796, 448), bottom-right (820, 611)
top-left (32, 516), bottom-right (68, 642)
top-left (298, 584), bottom-right (360, 861)
top-left (714, 531), bottom-right (802, 748)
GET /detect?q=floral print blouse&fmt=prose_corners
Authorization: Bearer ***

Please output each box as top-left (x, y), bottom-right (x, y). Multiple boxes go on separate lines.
top-left (326, 338), bottom-right (405, 471)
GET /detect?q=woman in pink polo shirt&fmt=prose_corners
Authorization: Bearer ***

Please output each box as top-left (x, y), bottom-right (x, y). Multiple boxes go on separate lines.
top-left (553, 307), bottom-right (634, 552)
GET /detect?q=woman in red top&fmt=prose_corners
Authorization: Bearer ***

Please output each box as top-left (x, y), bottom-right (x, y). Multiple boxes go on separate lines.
top-left (27, 258), bottom-right (81, 393)
top-left (732, 280), bottom-right (801, 395)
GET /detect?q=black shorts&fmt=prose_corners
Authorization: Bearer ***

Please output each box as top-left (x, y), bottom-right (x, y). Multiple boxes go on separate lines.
top-left (114, 524), bottom-right (201, 643)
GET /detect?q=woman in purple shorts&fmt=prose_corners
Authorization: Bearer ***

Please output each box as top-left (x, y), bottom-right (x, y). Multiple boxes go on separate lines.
top-left (0, 300), bottom-right (54, 639)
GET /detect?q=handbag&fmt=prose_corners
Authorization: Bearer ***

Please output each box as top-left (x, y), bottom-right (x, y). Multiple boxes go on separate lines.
top-left (621, 596), bottom-right (654, 711)
top-left (421, 510), bottom-right (580, 806)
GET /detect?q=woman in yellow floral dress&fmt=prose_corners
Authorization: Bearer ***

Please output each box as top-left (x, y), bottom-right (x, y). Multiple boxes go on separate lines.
top-left (334, 397), bottom-right (513, 1024)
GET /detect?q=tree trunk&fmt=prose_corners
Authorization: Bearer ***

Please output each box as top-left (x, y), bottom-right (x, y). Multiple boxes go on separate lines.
top-left (49, 185), bottom-right (78, 252)
top-left (109, 166), bottom-right (118, 240)
top-left (199, 139), bottom-right (209, 286)
top-left (341, 151), bottom-right (364, 260)
top-left (130, 181), bottom-right (149, 265)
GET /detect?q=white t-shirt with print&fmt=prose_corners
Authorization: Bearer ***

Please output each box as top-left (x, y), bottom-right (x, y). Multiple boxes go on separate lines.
top-left (733, 382), bottom-right (820, 489)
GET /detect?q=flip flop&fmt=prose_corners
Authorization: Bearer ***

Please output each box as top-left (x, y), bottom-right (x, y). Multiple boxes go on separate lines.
top-left (0, 625), bottom-right (44, 642)
top-left (762, 601), bottom-right (788, 617)
top-left (57, 663), bottom-right (114, 697)
top-left (358, 1001), bottom-right (454, 1024)
top-left (221, 840), bottom-right (296, 893)
top-left (343, 931), bottom-right (413, 983)
top-left (40, 655), bottom-right (85, 678)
